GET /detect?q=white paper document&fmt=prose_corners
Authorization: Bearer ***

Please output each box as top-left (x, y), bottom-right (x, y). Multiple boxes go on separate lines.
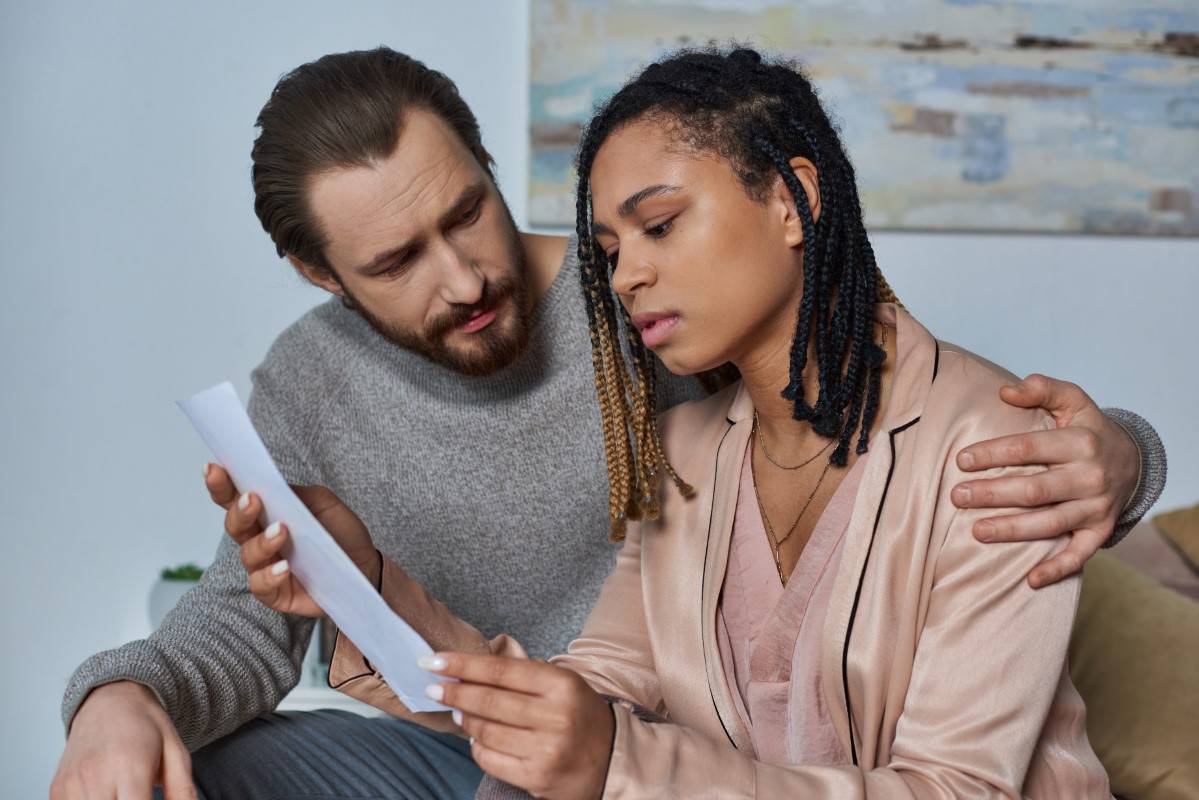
top-left (179, 381), bottom-right (444, 712)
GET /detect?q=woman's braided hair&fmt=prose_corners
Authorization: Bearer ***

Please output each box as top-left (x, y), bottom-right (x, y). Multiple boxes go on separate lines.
top-left (575, 47), bottom-right (900, 540)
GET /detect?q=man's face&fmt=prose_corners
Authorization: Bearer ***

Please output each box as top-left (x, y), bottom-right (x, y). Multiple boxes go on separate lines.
top-left (300, 110), bottom-right (531, 376)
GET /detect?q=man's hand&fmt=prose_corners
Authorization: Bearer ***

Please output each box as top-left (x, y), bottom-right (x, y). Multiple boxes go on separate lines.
top-left (952, 374), bottom-right (1140, 589)
top-left (423, 653), bottom-right (614, 800)
top-left (204, 463), bottom-right (380, 617)
top-left (51, 681), bottom-right (196, 800)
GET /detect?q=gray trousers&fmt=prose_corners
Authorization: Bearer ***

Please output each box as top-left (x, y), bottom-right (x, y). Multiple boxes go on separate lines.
top-left (178, 709), bottom-right (483, 799)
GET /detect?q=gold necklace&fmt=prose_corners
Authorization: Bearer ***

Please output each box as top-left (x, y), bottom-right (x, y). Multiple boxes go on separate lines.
top-left (754, 411), bottom-right (834, 470)
top-left (750, 418), bottom-right (835, 585)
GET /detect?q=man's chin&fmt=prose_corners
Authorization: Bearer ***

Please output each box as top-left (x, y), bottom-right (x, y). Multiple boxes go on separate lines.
top-left (428, 320), bottom-right (530, 376)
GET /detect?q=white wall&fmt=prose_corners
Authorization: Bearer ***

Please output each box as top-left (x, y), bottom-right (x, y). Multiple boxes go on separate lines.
top-left (0, 1), bottom-right (1194, 795)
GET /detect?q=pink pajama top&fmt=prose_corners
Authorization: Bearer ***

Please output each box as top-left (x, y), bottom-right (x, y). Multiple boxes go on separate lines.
top-left (716, 438), bottom-right (870, 765)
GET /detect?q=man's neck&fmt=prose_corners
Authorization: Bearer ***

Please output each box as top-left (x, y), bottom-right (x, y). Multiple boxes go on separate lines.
top-left (520, 232), bottom-right (570, 303)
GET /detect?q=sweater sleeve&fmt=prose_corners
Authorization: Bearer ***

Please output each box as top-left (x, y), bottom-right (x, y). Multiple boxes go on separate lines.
top-left (59, 379), bottom-right (321, 750)
top-left (1101, 407), bottom-right (1167, 547)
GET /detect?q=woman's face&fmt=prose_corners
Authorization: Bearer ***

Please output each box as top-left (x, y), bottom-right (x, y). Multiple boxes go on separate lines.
top-left (589, 118), bottom-right (811, 377)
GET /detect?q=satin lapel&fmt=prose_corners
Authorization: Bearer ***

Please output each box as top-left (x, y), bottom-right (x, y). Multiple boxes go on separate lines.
top-left (699, 413), bottom-right (754, 751)
top-left (820, 304), bottom-right (939, 765)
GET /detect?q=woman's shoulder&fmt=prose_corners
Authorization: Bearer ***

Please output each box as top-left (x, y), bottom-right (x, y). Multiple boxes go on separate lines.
top-left (924, 340), bottom-right (1056, 443)
top-left (657, 380), bottom-right (742, 454)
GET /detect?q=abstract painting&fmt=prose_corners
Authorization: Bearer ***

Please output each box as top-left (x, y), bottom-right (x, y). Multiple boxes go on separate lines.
top-left (530, 0), bottom-right (1199, 235)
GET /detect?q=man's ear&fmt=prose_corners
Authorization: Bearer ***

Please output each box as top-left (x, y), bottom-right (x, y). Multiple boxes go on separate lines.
top-left (775, 156), bottom-right (821, 248)
top-left (287, 254), bottom-right (344, 296)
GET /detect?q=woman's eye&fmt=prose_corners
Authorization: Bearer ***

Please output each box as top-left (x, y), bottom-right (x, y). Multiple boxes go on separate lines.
top-left (645, 218), bottom-right (673, 238)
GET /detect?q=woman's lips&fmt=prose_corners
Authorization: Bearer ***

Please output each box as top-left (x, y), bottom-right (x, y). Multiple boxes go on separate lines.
top-left (458, 308), bottom-right (498, 334)
top-left (638, 314), bottom-right (680, 348)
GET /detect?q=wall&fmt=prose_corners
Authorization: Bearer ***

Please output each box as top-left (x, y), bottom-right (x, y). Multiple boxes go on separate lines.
top-left (0, 1), bottom-right (1194, 795)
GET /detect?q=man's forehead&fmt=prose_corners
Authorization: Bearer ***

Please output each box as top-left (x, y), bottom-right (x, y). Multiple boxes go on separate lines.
top-left (310, 110), bottom-right (480, 265)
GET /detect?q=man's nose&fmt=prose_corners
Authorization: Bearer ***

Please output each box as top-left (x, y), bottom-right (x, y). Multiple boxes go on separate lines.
top-left (434, 239), bottom-right (485, 307)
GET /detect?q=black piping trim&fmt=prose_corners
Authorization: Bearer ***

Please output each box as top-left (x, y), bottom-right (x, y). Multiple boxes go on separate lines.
top-left (841, 415), bottom-right (920, 765)
top-left (326, 550), bottom-right (385, 689)
top-left (702, 421), bottom-right (738, 748)
top-left (932, 341), bottom-right (941, 382)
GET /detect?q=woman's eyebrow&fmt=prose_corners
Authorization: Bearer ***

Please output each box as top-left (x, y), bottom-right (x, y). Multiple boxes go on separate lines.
top-left (617, 184), bottom-right (681, 218)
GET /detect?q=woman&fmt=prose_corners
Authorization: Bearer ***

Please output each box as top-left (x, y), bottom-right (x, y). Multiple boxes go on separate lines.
top-left (233, 49), bottom-right (1111, 797)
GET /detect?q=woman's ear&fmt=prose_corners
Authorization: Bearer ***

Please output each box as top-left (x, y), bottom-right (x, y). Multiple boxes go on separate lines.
top-left (775, 156), bottom-right (821, 248)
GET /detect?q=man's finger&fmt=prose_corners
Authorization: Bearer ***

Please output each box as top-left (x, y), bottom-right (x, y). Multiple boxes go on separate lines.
top-left (953, 467), bottom-right (1089, 509)
top-left (998, 374), bottom-right (1086, 418)
top-left (436, 682), bottom-right (541, 728)
top-left (1026, 531), bottom-right (1104, 589)
top-left (957, 427), bottom-right (1099, 472)
top-left (204, 463), bottom-right (238, 510)
top-left (224, 492), bottom-right (264, 545)
top-left (423, 653), bottom-right (551, 694)
top-left (159, 739), bottom-right (197, 800)
top-left (972, 499), bottom-right (1105, 543)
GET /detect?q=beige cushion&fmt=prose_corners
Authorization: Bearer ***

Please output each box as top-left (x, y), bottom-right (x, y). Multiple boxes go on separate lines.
top-left (1069, 552), bottom-right (1199, 799)
top-left (1153, 504), bottom-right (1199, 573)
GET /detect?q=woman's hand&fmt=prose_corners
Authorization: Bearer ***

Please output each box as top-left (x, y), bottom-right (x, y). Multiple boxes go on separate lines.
top-left (952, 374), bottom-right (1140, 588)
top-left (422, 653), bottom-right (615, 800)
top-left (204, 463), bottom-right (380, 616)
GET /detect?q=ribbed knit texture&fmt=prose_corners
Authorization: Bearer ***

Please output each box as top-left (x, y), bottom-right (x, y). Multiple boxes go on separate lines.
top-left (60, 239), bottom-right (703, 750)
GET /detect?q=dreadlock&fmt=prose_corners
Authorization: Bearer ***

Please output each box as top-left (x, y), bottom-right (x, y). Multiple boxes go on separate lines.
top-left (575, 47), bottom-right (901, 540)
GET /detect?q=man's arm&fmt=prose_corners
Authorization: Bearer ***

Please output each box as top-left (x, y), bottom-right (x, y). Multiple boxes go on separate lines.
top-left (952, 374), bottom-right (1167, 587)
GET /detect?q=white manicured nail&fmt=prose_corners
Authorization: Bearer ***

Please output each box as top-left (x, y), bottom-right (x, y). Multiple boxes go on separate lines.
top-left (271, 559), bottom-right (289, 576)
top-left (238, 493), bottom-right (251, 511)
top-left (425, 683), bottom-right (445, 702)
top-left (417, 655), bottom-right (447, 671)
top-left (203, 463), bottom-right (212, 480)
top-left (452, 709), bottom-right (463, 726)
top-left (264, 522), bottom-right (282, 540)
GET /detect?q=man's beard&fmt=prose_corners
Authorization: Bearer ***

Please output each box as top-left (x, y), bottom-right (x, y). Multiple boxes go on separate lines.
top-left (338, 221), bottom-right (533, 377)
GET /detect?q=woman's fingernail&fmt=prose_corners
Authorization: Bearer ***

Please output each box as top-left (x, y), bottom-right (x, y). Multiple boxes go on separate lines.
top-left (271, 559), bottom-right (289, 576)
top-left (959, 452), bottom-right (975, 469)
top-left (976, 520), bottom-right (995, 541)
top-left (203, 463), bottom-right (212, 480)
top-left (955, 486), bottom-right (972, 504)
top-left (265, 522), bottom-right (282, 540)
top-left (425, 683), bottom-right (445, 702)
top-left (452, 709), bottom-right (463, 726)
top-left (417, 654), bottom-right (447, 672)
top-left (238, 493), bottom-right (251, 511)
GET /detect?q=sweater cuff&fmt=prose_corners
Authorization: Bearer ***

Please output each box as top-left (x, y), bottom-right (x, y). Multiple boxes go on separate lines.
top-left (1101, 407), bottom-right (1167, 548)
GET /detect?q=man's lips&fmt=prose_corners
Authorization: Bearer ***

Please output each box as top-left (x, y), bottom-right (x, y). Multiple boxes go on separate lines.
top-left (633, 312), bottom-right (680, 348)
top-left (458, 307), bottom-right (498, 334)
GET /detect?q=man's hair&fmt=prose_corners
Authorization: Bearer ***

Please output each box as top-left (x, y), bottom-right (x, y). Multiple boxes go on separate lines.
top-left (251, 46), bottom-right (494, 271)
top-left (573, 47), bottom-right (902, 539)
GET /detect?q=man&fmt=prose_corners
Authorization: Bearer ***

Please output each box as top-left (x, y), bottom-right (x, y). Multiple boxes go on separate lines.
top-left (52, 47), bottom-right (1164, 799)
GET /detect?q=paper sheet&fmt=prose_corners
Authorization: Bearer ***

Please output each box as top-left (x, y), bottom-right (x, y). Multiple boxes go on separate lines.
top-left (179, 382), bottom-right (443, 712)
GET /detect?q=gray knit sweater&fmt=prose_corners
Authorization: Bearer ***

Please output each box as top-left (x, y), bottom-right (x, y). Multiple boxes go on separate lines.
top-left (61, 240), bottom-right (1164, 751)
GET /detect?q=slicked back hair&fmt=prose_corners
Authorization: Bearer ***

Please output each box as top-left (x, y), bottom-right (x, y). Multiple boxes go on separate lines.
top-left (574, 47), bottom-right (901, 540)
top-left (251, 47), bottom-right (494, 272)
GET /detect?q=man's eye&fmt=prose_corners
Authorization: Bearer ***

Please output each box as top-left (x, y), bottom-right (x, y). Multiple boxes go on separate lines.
top-left (460, 200), bottom-right (482, 225)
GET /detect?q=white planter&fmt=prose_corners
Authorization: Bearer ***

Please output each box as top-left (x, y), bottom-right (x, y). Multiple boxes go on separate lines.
top-left (148, 578), bottom-right (199, 629)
